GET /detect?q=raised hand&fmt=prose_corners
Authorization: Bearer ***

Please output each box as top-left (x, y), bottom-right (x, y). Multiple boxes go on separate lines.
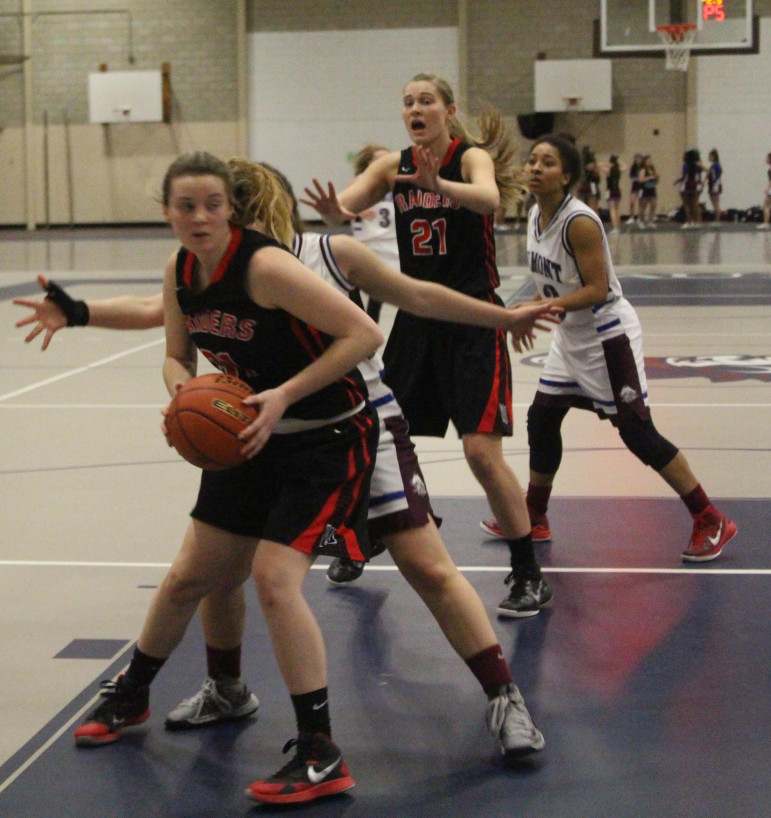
top-left (395, 146), bottom-right (441, 192)
top-left (300, 179), bottom-right (357, 225)
top-left (12, 275), bottom-right (68, 350)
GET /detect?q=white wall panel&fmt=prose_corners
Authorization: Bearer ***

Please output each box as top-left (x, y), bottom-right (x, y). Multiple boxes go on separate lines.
top-left (248, 28), bottom-right (458, 220)
top-left (696, 18), bottom-right (771, 211)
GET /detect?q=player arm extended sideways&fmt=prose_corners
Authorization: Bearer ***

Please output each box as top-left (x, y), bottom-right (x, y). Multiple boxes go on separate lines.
top-left (302, 152), bottom-right (398, 225)
top-left (87, 292), bottom-right (164, 329)
top-left (13, 275), bottom-right (164, 350)
top-left (331, 235), bottom-right (559, 336)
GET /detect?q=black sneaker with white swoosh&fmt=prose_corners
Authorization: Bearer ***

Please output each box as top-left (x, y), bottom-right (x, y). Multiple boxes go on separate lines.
top-left (246, 732), bottom-right (355, 804)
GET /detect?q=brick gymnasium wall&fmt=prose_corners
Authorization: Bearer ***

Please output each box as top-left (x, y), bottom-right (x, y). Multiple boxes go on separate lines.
top-left (0, 0), bottom-right (769, 225)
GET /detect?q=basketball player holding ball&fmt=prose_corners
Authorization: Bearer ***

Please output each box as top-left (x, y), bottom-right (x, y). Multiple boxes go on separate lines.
top-left (15, 160), bottom-right (552, 782)
top-left (73, 151), bottom-right (383, 805)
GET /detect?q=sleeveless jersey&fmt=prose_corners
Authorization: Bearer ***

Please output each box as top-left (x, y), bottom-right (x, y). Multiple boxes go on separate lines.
top-left (352, 193), bottom-right (400, 269)
top-left (392, 139), bottom-right (499, 296)
top-left (708, 162), bottom-right (722, 195)
top-left (607, 164), bottom-right (621, 198)
top-left (528, 195), bottom-right (631, 342)
top-left (292, 231), bottom-right (401, 421)
top-left (175, 226), bottom-right (367, 422)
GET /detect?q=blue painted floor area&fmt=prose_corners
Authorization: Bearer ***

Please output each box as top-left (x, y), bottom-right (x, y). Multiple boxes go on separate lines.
top-left (0, 497), bottom-right (768, 818)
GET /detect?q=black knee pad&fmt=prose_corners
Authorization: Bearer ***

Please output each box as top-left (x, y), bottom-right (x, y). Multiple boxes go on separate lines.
top-left (527, 404), bottom-right (569, 475)
top-left (616, 415), bottom-right (678, 470)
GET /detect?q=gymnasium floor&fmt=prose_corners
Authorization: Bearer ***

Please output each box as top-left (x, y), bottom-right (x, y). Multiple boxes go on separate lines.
top-left (0, 222), bottom-right (769, 817)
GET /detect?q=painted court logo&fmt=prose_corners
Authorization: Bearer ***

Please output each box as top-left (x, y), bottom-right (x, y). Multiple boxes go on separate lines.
top-left (520, 354), bottom-right (771, 383)
top-left (643, 355), bottom-right (771, 383)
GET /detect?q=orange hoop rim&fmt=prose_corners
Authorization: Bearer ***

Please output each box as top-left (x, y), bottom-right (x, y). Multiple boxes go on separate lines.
top-left (656, 23), bottom-right (697, 42)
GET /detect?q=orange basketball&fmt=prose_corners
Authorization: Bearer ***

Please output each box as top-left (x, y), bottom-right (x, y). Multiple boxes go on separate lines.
top-left (165, 373), bottom-right (258, 470)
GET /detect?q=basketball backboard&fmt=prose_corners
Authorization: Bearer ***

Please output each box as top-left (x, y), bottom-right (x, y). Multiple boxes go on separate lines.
top-left (534, 59), bottom-right (612, 112)
top-left (597, 0), bottom-right (757, 55)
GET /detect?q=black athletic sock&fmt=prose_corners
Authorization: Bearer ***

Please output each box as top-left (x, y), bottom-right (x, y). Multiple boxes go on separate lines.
top-left (506, 533), bottom-right (541, 579)
top-left (291, 687), bottom-right (331, 737)
top-left (124, 646), bottom-right (166, 689)
top-left (206, 644), bottom-right (242, 680)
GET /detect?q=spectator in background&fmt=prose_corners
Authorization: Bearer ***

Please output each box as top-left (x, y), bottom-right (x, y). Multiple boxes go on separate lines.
top-left (637, 155), bottom-right (659, 228)
top-left (678, 148), bottom-right (704, 229)
top-left (578, 145), bottom-right (600, 214)
top-left (600, 154), bottom-right (627, 235)
top-left (758, 152), bottom-right (771, 230)
top-left (627, 153), bottom-right (643, 228)
top-left (706, 149), bottom-right (723, 224)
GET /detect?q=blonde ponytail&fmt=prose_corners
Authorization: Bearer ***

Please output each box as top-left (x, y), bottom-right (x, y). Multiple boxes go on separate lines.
top-left (227, 158), bottom-right (295, 248)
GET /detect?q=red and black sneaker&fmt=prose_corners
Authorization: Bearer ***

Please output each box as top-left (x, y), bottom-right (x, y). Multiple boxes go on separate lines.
top-left (682, 507), bottom-right (737, 562)
top-left (74, 675), bottom-right (150, 747)
top-left (246, 733), bottom-right (355, 805)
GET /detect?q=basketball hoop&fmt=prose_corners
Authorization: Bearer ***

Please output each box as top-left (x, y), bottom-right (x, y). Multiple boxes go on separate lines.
top-left (562, 96), bottom-right (583, 112)
top-left (656, 23), bottom-right (697, 72)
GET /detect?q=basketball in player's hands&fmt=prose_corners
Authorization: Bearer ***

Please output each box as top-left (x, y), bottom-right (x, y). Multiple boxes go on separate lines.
top-left (165, 373), bottom-right (258, 470)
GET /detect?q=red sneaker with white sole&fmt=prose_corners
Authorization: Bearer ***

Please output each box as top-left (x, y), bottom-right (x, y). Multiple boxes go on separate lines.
top-left (682, 507), bottom-right (737, 562)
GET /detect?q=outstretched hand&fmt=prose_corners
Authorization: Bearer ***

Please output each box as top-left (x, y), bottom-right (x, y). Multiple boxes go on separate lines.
top-left (507, 299), bottom-right (563, 353)
top-left (12, 275), bottom-right (67, 351)
top-left (300, 179), bottom-right (357, 225)
top-left (394, 145), bottom-right (442, 192)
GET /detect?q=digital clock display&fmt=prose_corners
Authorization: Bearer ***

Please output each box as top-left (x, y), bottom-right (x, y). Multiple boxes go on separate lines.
top-left (702, 1), bottom-right (726, 22)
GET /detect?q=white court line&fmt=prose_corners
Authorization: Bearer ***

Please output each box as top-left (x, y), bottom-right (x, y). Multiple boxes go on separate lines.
top-left (0, 560), bottom-right (767, 576)
top-left (0, 338), bottom-right (165, 404)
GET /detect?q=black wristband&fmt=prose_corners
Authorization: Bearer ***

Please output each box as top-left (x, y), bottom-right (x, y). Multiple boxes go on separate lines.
top-left (44, 280), bottom-right (90, 327)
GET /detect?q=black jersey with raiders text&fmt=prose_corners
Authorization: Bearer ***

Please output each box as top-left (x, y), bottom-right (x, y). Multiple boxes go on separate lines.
top-left (393, 139), bottom-right (499, 297)
top-left (175, 226), bottom-right (367, 421)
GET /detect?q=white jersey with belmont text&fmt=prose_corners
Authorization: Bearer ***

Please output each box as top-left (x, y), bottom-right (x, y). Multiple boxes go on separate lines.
top-left (528, 194), bottom-right (650, 414)
top-left (292, 231), bottom-right (401, 421)
top-left (528, 195), bottom-right (629, 340)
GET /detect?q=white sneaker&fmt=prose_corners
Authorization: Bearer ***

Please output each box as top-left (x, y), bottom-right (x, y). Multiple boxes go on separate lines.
top-left (165, 676), bottom-right (259, 730)
top-left (486, 683), bottom-right (545, 758)
top-left (757, 223), bottom-right (770, 230)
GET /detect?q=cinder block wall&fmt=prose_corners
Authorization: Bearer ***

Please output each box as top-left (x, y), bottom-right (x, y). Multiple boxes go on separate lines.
top-left (1, 0), bottom-right (768, 226)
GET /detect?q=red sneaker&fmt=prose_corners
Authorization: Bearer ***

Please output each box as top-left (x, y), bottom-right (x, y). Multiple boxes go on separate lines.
top-left (479, 518), bottom-right (505, 538)
top-left (480, 508), bottom-right (552, 543)
top-left (246, 733), bottom-right (355, 805)
top-left (682, 507), bottom-right (737, 562)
